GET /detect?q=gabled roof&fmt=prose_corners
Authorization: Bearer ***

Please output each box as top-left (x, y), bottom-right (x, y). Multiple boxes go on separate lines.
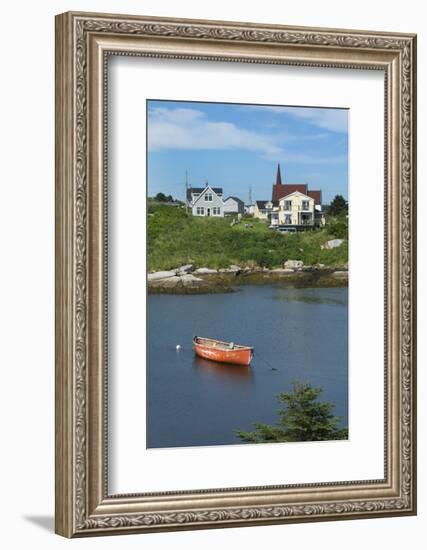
top-left (256, 200), bottom-right (274, 210)
top-left (278, 190), bottom-right (313, 202)
top-left (186, 186), bottom-right (223, 201)
top-left (272, 183), bottom-right (308, 202)
top-left (190, 185), bottom-right (224, 207)
top-left (307, 190), bottom-right (322, 205)
top-left (224, 196), bottom-right (244, 205)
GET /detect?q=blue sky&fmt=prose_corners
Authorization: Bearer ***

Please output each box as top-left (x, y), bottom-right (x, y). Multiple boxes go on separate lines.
top-left (147, 100), bottom-right (348, 204)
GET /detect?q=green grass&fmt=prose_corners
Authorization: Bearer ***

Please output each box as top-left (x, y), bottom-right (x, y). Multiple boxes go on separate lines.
top-left (148, 206), bottom-right (348, 271)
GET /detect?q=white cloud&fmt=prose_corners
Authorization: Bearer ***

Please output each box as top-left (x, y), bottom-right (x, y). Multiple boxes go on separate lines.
top-left (256, 106), bottom-right (348, 133)
top-left (284, 152), bottom-right (347, 165)
top-left (147, 106), bottom-right (347, 166)
top-left (148, 107), bottom-right (284, 159)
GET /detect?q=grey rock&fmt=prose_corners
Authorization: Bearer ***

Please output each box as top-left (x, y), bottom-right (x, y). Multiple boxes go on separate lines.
top-left (219, 266), bottom-right (240, 275)
top-left (321, 239), bottom-right (344, 250)
top-left (194, 267), bottom-right (218, 275)
top-left (147, 270), bottom-right (177, 281)
top-left (284, 259), bottom-right (304, 270)
top-left (332, 270), bottom-right (348, 279)
top-left (271, 268), bottom-right (294, 274)
top-left (177, 264), bottom-right (195, 275)
top-left (161, 276), bottom-right (182, 288)
top-left (149, 276), bottom-right (181, 288)
top-left (181, 274), bottom-right (204, 287)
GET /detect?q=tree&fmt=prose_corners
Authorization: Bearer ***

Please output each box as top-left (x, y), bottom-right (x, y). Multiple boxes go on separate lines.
top-left (154, 192), bottom-right (167, 202)
top-left (236, 381), bottom-right (348, 443)
top-left (328, 194), bottom-right (348, 216)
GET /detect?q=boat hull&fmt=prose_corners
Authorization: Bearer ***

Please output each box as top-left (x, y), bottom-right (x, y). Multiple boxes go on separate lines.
top-left (193, 339), bottom-right (253, 366)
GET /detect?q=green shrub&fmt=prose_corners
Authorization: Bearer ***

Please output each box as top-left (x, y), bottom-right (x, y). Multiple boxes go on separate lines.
top-left (147, 205), bottom-right (348, 271)
top-left (326, 221), bottom-right (348, 239)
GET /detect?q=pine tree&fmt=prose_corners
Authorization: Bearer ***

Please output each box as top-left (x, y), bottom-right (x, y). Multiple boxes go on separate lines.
top-left (236, 381), bottom-right (348, 443)
top-left (328, 195), bottom-right (348, 216)
top-left (154, 192), bottom-right (167, 202)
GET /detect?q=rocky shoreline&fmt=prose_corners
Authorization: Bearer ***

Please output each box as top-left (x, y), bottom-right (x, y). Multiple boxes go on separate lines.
top-left (148, 261), bottom-right (348, 294)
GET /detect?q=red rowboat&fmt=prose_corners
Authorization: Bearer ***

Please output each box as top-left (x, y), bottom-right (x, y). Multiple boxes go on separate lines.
top-left (193, 336), bottom-right (253, 366)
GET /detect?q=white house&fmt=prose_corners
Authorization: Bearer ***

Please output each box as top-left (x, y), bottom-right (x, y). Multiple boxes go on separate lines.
top-left (278, 191), bottom-right (315, 225)
top-left (245, 204), bottom-right (255, 215)
top-left (277, 191), bottom-right (325, 227)
top-left (253, 200), bottom-right (279, 225)
top-left (186, 184), bottom-right (224, 217)
top-left (253, 164), bottom-right (324, 228)
top-left (223, 196), bottom-right (245, 215)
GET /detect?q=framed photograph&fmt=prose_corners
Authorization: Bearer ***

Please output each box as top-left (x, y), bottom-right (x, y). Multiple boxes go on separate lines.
top-left (55, 11), bottom-right (417, 537)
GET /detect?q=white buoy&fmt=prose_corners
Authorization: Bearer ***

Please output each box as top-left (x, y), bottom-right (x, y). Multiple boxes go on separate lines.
top-left (176, 344), bottom-right (181, 351)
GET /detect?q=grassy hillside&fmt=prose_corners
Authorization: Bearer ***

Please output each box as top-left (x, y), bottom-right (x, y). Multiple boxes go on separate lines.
top-left (148, 205), bottom-right (348, 272)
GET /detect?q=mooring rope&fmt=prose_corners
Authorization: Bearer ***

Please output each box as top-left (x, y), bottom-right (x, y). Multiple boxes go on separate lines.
top-left (254, 351), bottom-right (279, 371)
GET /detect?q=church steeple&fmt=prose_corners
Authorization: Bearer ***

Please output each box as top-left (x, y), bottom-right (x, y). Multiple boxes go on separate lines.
top-left (276, 163), bottom-right (282, 185)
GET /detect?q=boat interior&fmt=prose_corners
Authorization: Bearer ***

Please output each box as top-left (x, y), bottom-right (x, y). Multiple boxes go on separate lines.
top-left (194, 336), bottom-right (252, 351)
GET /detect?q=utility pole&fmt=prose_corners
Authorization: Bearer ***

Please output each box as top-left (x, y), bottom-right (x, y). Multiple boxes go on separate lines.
top-left (185, 169), bottom-right (189, 213)
top-left (248, 184), bottom-right (252, 205)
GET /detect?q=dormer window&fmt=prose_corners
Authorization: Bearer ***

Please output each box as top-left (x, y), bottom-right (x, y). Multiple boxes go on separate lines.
top-left (205, 193), bottom-right (213, 202)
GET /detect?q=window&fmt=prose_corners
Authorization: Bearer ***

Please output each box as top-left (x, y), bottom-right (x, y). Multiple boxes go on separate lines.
top-left (196, 207), bottom-right (204, 215)
top-left (205, 193), bottom-right (213, 202)
top-left (302, 200), bottom-right (310, 210)
top-left (283, 200), bottom-right (292, 210)
top-left (212, 207), bottom-right (221, 215)
top-left (284, 214), bottom-right (292, 224)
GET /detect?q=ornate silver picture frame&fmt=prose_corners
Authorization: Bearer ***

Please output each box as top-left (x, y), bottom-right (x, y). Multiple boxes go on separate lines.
top-left (55, 11), bottom-right (417, 537)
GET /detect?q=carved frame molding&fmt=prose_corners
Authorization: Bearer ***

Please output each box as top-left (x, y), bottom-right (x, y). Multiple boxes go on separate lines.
top-left (55, 11), bottom-right (416, 537)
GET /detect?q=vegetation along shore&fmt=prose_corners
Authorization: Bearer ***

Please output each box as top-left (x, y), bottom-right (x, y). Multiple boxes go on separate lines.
top-left (148, 204), bottom-right (348, 294)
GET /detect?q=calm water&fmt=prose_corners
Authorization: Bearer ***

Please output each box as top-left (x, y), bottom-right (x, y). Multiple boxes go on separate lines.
top-left (147, 285), bottom-right (348, 448)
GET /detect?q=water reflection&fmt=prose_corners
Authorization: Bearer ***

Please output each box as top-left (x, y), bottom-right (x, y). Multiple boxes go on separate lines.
top-left (271, 288), bottom-right (347, 306)
top-left (148, 286), bottom-right (348, 448)
top-left (193, 356), bottom-right (253, 383)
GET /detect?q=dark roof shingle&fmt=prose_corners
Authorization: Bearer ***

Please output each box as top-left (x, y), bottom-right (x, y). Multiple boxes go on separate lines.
top-left (224, 196), bottom-right (244, 205)
top-left (307, 190), bottom-right (322, 205)
top-left (272, 183), bottom-right (307, 202)
top-left (186, 187), bottom-right (223, 201)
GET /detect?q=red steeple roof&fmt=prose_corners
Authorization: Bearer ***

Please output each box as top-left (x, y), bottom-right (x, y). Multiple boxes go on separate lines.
top-left (276, 163), bottom-right (282, 186)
